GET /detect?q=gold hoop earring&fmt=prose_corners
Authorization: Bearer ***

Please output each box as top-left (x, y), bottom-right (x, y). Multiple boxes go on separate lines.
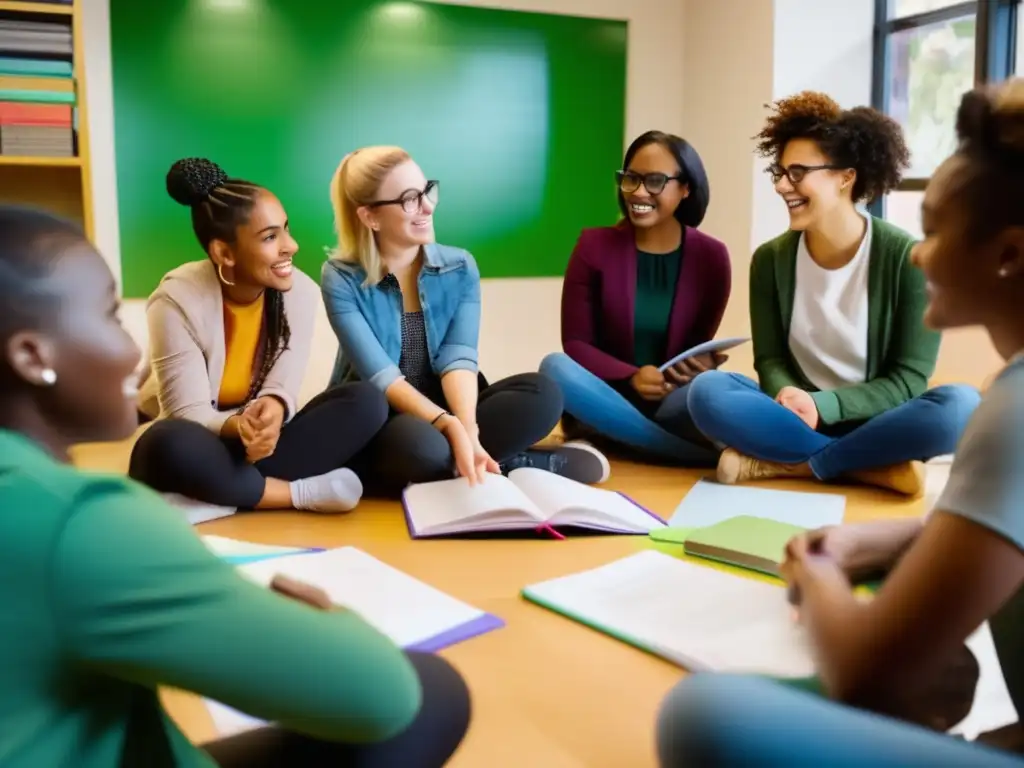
top-left (217, 264), bottom-right (235, 286)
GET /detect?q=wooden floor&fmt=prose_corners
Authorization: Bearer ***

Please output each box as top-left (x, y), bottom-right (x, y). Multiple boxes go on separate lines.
top-left (72, 436), bottom-right (931, 767)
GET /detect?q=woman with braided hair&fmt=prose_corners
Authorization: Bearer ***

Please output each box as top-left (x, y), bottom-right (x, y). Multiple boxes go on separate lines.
top-left (686, 92), bottom-right (980, 497)
top-left (129, 158), bottom-right (388, 513)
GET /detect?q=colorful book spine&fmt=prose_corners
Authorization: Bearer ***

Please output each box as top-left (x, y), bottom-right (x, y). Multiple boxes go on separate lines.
top-left (0, 89), bottom-right (74, 105)
top-left (0, 101), bottom-right (72, 126)
top-left (0, 75), bottom-right (72, 93)
top-left (0, 57), bottom-right (73, 77)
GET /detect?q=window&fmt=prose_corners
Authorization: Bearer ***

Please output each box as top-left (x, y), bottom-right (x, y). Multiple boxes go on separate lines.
top-left (871, 0), bottom-right (1019, 220)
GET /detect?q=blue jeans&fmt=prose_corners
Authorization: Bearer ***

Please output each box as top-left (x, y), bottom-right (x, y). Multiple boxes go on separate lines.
top-left (686, 371), bottom-right (979, 479)
top-left (539, 353), bottom-right (719, 465)
top-left (657, 674), bottom-right (1020, 767)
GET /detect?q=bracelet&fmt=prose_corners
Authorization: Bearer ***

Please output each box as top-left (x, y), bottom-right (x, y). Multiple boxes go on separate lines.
top-left (430, 411), bottom-right (450, 426)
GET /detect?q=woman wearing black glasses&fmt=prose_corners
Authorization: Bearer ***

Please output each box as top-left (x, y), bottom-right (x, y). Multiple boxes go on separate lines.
top-left (322, 146), bottom-right (609, 495)
top-left (540, 131), bottom-right (732, 463)
top-left (685, 91), bottom-right (979, 496)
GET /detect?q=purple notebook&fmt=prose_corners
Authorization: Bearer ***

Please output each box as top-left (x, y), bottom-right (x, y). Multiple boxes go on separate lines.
top-left (401, 468), bottom-right (667, 539)
top-left (235, 547), bottom-right (504, 651)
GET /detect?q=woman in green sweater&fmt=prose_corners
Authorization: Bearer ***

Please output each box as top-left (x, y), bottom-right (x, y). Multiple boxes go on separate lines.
top-left (0, 207), bottom-right (469, 766)
top-left (686, 92), bottom-right (980, 497)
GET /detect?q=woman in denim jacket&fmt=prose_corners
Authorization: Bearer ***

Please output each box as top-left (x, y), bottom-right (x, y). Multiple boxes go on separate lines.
top-left (321, 146), bottom-right (609, 495)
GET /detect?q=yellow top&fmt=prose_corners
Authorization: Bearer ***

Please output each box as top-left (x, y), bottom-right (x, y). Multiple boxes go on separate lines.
top-left (218, 293), bottom-right (265, 410)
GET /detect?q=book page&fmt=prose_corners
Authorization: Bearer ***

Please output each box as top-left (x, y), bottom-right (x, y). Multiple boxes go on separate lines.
top-left (205, 547), bottom-right (496, 736)
top-left (525, 551), bottom-right (814, 677)
top-left (403, 473), bottom-right (545, 534)
top-left (237, 547), bottom-right (488, 646)
top-left (510, 468), bottom-right (662, 532)
top-left (670, 480), bottom-right (846, 530)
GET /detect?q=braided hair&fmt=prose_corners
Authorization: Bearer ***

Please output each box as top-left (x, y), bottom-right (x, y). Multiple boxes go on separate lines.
top-left (166, 158), bottom-right (291, 409)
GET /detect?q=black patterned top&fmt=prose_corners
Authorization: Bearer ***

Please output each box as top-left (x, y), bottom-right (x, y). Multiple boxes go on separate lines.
top-left (380, 273), bottom-right (445, 405)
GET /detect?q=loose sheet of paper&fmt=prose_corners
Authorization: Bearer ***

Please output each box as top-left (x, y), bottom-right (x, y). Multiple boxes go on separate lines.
top-left (669, 480), bottom-right (845, 530)
top-left (162, 493), bottom-right (235, 526)
top-left (200, 535), bottom-right (309, 559)
top-left (953, 622), bottom-right (1019, 739)
top-left (525, 550), bottom-right (814, 677)
top-left (205, 547), bottom-right (491, 735)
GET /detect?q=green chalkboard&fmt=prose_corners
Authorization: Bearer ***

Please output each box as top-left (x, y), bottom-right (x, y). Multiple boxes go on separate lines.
top-left (110, 0), bottom-right (627, 297)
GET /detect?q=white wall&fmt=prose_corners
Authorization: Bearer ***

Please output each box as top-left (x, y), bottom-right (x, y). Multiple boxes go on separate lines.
top-left (80, 0), bottom-right (686, 387)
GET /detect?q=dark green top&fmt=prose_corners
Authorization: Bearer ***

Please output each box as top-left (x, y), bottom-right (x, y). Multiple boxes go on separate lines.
top-left (749, 217), bottom-right (940, 425)
top-left (633, 248), bottom-right (682, 367)
top-left (0, 430), bottom-right (421, 767)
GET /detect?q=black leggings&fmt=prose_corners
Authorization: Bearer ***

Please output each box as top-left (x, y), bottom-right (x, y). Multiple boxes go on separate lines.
top-left (204, 652), bottom-right (471, 767)
top-left (128, 383), bottom-right (389, 509)
top-left (355, 372), bottom-right (563, 496)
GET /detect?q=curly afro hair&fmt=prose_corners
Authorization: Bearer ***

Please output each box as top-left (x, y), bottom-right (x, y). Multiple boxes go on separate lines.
top-left (754, 91), bottom-right (910, 203)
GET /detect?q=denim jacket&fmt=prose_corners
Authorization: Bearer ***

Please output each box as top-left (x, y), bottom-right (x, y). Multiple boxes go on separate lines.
top-left (321, 243), bottom-right (481, 391)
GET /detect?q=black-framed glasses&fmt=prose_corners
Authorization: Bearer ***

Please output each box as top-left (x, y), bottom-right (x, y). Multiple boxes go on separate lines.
top-left (368, 180), bottom-right (439, 213)
top-left (616, 170), bottom-right (683, 196)
top-left (765, 163), bottom-right (841, 185)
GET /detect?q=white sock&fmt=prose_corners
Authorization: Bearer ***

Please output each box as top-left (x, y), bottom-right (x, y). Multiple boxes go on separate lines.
top-left (289, 468), bottom-right (363, 513)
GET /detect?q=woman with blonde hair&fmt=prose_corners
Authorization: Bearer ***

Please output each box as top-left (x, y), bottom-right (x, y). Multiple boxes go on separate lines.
top-left (321, 146), bottom-right (609, 494)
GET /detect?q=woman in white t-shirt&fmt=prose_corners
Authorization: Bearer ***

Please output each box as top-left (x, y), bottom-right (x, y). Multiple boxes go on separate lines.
top-left (657, 78), bottom-right (1024, 767)
top-left (685, 91), bottom-right (979, 497)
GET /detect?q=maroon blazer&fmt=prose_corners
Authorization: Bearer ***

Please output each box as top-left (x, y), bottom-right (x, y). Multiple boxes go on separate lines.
top-left (561, 222), bottom-right (732, 380)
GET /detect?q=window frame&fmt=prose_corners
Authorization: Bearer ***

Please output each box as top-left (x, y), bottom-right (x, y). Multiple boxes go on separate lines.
top-left (869, 0), bottom-right (1019, 217)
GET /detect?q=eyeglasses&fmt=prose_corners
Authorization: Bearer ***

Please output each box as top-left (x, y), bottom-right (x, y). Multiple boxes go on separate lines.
top-left (765, 164), bottom-right (841, 185)
top-left (616, 170), bottom-right (683, 196)
top-left (368, 180), bottom-right (439, 214)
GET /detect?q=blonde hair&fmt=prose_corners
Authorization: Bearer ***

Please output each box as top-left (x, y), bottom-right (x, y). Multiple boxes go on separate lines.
top-left (330, 146), bottom-right (411, 284)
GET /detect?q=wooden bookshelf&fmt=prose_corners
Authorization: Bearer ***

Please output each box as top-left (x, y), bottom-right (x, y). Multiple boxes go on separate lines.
top-left (0, 0), bottom-right (92, 239)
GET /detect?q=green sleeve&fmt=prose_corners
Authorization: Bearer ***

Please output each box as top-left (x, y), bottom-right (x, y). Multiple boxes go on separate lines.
top-left (49, 480), bottom-right (422, 743)
top-left (809, 245), bottom-right (940, 425)
top-left (749, 244), bottom-right (802, 397)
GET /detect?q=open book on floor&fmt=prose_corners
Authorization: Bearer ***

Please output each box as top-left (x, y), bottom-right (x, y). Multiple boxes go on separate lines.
top-left (401, 467), bottom-right (666, 539)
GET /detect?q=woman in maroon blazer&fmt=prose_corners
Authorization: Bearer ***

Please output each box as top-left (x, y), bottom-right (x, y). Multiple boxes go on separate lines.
top-left (540, 131), bottom-right (732, 463)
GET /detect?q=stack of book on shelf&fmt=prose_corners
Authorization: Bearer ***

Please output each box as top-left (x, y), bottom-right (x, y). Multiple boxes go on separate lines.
top-left (0, 57), bottom-right (74, 158)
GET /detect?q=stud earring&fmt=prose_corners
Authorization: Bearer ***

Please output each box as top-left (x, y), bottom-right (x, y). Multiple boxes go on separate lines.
top-left (999, 266), bottom-right (1011, 277)
top-left (217, 264), bottom-right (236, 286)
top-left (39, 368), bottom-right (57, 386)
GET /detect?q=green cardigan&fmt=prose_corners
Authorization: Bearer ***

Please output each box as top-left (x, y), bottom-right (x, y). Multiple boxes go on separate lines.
top-left (749, 217), bottom-right (940, 426)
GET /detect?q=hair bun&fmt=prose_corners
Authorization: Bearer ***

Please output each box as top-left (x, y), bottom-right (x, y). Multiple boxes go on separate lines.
top-left (958, 79), bottom-right (1024, 158)
top-left (166, 157), bottom-right (229, 207)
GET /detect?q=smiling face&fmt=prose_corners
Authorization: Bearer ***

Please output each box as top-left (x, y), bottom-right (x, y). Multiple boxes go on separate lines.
top-left (212, 191), bottom-right (298, 292)
top-left (912, 154), bottom-right (1023, 331)
top-left (774, 138), bottom-right (855, 231)
top-left (619, 141), bottom-right (689, 229)
top-left (363, 160), bottom-right (437, 249)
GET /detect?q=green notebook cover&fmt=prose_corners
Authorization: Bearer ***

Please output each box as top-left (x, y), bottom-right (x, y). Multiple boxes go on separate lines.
top-left (682, 516), bottom-right (807, 577)
top-left (0, 89), bottom-right (75, 104)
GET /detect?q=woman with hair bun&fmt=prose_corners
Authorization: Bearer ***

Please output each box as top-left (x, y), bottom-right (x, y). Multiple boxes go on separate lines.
top-left (656, 79), bottom-right (1024, 767)
top-left (540, 131), bottom-right (732, 464)
top-left (129, 158), bottom-right (388, 513)
top-left (686, 92), bottom-right (980, 496)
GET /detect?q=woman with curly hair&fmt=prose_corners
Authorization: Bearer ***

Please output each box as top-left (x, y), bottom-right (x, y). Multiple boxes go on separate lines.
top-left (656, 79), bottom-right (1024, 767)
top-left (685, 92), bottom-right (980, 496)
top-left (540, 131), bottom-right (731, 464)
top-left (128, 158), bottom-right (389, 513)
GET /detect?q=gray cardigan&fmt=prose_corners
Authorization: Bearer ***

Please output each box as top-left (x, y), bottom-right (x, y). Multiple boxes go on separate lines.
top-left (137, 259), bottom-right (318, 433)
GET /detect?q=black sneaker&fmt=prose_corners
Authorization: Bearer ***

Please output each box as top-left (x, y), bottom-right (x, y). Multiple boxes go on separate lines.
top-left (500, 440), bottom-right (610, 485)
